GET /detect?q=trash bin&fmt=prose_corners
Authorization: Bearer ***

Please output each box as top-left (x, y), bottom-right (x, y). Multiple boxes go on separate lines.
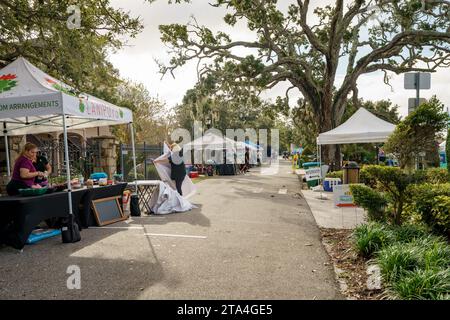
top-left (343, 162), bottom-right (360, 184)
top-left (303, 162), bottom-right (321, 169)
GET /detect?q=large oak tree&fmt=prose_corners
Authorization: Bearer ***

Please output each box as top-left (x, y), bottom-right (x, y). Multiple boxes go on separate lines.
top-left (157, 0), bottom-right (450, 165)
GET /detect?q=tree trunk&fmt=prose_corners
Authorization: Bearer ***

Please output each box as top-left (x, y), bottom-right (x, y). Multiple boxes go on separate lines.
top-left (316, 98), bottom-right (342, 170)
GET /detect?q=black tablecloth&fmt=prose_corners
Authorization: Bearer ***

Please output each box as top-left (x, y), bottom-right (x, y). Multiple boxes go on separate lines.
top-left (218, 164), bottom-right (238, 175)
top-left (0, 183), bottom-right (128, 249)
top-left (0, 189), bottom-right (88, 249)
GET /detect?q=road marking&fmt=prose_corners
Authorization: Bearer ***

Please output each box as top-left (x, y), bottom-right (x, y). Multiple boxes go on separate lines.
top-left (144, 233), bottom-right (207, 239)
top-left (278, 188), bottom-right (288, 194)
top-left (89, 226), bottom-right (144, 230)
top-left (252, 187), bottom-right (263, 193)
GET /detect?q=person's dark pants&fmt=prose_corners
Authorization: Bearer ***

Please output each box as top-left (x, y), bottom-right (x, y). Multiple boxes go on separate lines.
top-left (175, 177), bottom-right (184, 196)
top-left (6, 180), bottom-right (29, 196)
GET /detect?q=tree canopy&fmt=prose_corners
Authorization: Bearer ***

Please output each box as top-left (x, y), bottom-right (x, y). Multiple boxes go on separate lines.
top-left (0, 0), bottom-right (143, 101)
top-left (384, 96), bottom-right (449, 169)
top-left (158, 0), bottom-right (450, 164)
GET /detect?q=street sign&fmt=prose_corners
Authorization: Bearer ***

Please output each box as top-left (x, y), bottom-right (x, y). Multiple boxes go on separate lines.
top-left (408, 98), bottom-right (427, 114)
top-left (404, 73), bottom-right (431, 89)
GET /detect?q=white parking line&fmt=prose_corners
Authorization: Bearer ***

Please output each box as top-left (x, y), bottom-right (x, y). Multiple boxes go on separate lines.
top-left (278, 188), bottom-right (288, 194)
top-left (89, 226), bottom-right (144, 230)
top-left (144, 233), bottom-right (207, 239)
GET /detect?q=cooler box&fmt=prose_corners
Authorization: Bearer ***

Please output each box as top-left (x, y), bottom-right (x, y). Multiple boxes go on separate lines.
top-left (189, 171), bottom-right (199, 178)
top-left (323, 178), bottom-right (341, 192)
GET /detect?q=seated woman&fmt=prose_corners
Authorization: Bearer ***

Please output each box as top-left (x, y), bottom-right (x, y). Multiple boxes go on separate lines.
top-left (6, 143), bottom-right (45, 196)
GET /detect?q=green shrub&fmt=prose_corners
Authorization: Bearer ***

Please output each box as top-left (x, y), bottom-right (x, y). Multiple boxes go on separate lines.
top-left (350, 184), bottom-right (387, 222)
top-left (326, 170), bottom-right (343, 179)
top-left (390, 268), bottom-right (450, 300)
top-left (377, 235), bottom-right (450, 283)
top-left (415, 236), bottom-right (450, 270)
top-left (408, 183), bottom-right (450, 236)
top-left (360, 166), bottom-right (378, 188)
top-left (353, 223), bottom-right (393, 258)
top-left (359, 165), bottom-right (423, 225)
top-left (425, 168), bottom-right (450, 184)
top-left (377, 242), bottom-right (422, 283)
top-left (390, 223), bottom-right (430, 243)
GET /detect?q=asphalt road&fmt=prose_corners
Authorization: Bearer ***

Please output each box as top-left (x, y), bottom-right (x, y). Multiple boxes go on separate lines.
top-left (0, 160), bottom-right (342, 299)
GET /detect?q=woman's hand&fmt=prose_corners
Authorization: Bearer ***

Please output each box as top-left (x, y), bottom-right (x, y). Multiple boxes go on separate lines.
top-left (37, 171), bottom-right (45, 178)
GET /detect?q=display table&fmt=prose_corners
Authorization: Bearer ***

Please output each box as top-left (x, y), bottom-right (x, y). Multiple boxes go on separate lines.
top-left (0, 189), bottom-right (89, 250)
top-left (0, 183), bottom-right (128, 249)
top-left (130, 180), bottom-right (160, 214)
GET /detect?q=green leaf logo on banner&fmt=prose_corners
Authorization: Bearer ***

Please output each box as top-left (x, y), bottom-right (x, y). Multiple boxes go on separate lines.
top-left (0, 74), bottom-right (17, 93)
top-left (119, 109), bottom-right (124, 118)
top-left (79, 100), bottom-right (86, 113)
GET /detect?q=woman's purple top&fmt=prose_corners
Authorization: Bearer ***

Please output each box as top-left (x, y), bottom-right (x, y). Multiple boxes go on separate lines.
top-left (12, 155), bottom-right (36, 187)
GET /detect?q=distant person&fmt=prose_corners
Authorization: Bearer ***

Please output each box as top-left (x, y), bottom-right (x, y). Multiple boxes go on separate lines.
top-left (154, 143), bottom-right (186, 196)
top-left (6, 143), bottom-right (45, 196)
top-left (33, 151), bottom-right (52, 187)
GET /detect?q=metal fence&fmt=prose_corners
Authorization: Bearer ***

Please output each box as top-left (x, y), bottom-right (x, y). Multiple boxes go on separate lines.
top-left (119, 143), bottom-right (163, 182)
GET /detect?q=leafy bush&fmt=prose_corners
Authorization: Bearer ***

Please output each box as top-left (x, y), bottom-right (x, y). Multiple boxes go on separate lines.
top-left (408, 183), bottom-right (450, 236)
top-left (377, 242), bottom-right (421, 283)
top-left (390, 223), bottom-right (430, 243)
top-left (377, 235), bottom-right (450, 286)
top-left (425, 168), bottom-right (450, 184)
top-left (326, 170), bottom-right (343, 179)
top-left (390, 268), bottom-right (450, 300)
top-left (350, 184), bottom-right (387, 222)
top-left (360, 166), bottom-right (378, 188)
top-left (384, 97), bottom-right (449, 169)
top-left (359, 165), bottom-right (424, 225)
top-left (353, 223), bottom-right (393, 257)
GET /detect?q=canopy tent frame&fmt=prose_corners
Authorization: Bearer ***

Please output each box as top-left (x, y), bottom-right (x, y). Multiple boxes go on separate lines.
top-left (315, 108), bottom-right (396, 184)
top-left (1, 116), bottom-right (138, 219)
top-left (0, 57), bottom-right (138, 228)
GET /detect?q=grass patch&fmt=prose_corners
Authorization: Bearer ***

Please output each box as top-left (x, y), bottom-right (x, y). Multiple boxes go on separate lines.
top-left (353, 222), bottom-right (393, 258)
top-left (353, 222), bottom-right (450, 300)
top-left (389, 223), bottom-right (430, 243)
top-left (389, 268), bottom-right (450, 300)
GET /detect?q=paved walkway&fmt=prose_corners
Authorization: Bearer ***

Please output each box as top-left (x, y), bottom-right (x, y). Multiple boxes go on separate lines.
top-left (301, 190), bottom-right (367, 229)
top-left (0, 160), bottom-right (342, 299)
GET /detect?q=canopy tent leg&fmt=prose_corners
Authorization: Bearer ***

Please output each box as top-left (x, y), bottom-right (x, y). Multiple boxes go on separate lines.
top-left (3, 123), bottom-right (11, 177)
top-left (130, 122), bottom-right (138, 183)
top-left (62, 114), bottom-right (73, 216)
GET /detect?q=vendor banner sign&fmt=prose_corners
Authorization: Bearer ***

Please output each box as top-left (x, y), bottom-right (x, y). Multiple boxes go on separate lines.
top-left (0, 94), bottom-right (62, 118)
top-left (333, 184), bottom-right (356, 207)
top-left (305, 167), bottom-right (321, 181)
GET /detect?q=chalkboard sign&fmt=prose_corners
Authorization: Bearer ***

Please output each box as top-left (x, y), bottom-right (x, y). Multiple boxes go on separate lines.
top-left (91, 196), bottom-right (126, 226)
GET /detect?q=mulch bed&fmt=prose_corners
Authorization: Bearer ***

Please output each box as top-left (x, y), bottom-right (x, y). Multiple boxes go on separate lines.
top-left (320, 228), bottom-right (384, 300)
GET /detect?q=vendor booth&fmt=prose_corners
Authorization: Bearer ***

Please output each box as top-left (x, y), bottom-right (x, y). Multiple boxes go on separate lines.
top-left (183, 132), bottom-right (246, 175)
top-left (315, 107), bottom-right (396, 184)
top-left (0, 57), bottom-right (138, 248)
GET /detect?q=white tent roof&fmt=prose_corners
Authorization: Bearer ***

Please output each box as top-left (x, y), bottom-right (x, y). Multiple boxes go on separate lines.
top-left (317, 108), bottom-right (396, 145)
top-left (0, 57), bottom-right (132, 136)
top-left (183, 132), bottom-right (238, 151)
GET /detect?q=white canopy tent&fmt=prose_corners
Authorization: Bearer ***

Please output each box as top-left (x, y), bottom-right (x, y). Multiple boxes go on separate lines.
top-left (183, 132), bottom-right (238, 151)
top-left (317, 108), bottom-right (396, 145)
top-left (0, 57), bottom-right (137, 218)
top-left (315, 107), bottom-right (396, 175)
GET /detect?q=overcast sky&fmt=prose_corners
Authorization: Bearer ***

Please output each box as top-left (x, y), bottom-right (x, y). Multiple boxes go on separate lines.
top-left (109, 0), bottom-right (450, 118)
